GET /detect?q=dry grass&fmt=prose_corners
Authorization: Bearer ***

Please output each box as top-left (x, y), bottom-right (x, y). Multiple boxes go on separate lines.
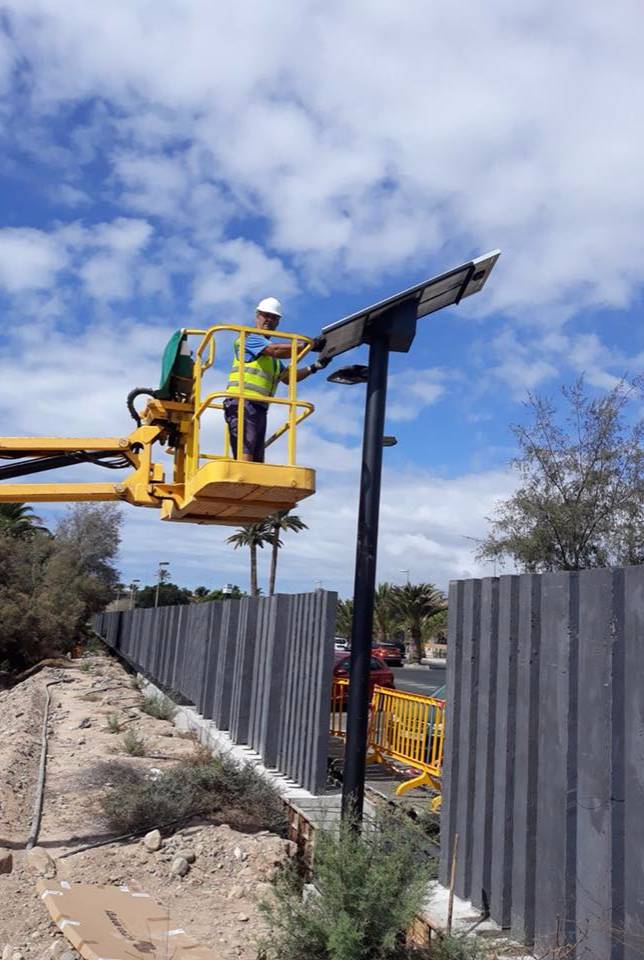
top-left (100, 752), bottom-right (287, 837)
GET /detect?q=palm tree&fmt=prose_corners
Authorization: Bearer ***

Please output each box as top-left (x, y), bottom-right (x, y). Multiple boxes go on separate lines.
top-left (266, 510), bottom-right (308, 596)
top-left (373, 581), bottom-right (397, 641)
top-left (392, 582), bottom-right (447, 663)
top-left (226, 521), bottom-right (271, 597)
top-left (336, 598), bottom-right (353, 639)
top-left (0, 503), bottom-right (48, 538)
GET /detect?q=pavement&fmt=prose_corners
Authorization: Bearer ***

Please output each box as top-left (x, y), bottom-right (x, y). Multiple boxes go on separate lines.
top-left (391, 663), bottom-right (445, 696)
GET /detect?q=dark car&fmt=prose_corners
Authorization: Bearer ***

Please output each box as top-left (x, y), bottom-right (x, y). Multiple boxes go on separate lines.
top-left (371, 642), bottom-right (403, 666)
top-left (333, 651), bottom-right (395, 700)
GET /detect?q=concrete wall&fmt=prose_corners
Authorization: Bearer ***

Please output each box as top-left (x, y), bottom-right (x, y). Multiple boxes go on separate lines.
top-left (440, 567), bottom-right (644, 960)
top-left (94, 590), bottom-right (337, 794)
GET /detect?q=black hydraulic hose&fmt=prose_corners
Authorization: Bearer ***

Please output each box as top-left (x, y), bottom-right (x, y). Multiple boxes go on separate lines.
top-left (126, 387), bottom-right (157, 427)
top-left (26, 679), bottom-right (64, 850)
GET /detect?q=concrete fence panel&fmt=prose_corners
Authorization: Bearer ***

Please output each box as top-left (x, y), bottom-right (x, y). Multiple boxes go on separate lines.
top-left (94, 590), bottom-right (336, 793)
top-left (441, 567), bottom-right (644, 960)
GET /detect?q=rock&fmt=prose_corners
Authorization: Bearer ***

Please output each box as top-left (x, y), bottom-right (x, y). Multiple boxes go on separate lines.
top-left (26, 847), bottom-right (56, 879)
top-left (233, 846), bottom-right (247, 862)
top-left (48, 942), bottom-right (67, 959)
top-left (303, 883), bottom-right (321, 905)
top-left (176, 849), bottom-right (196, 864)
top-left (2, 946), bottom-right (13, 960)
top-left (77, 718), bottom-right (91, 729)
top-left (227, 885), bottom-right (244, 900)
top-left (143, 830), bottom-right (162, 852)
top-left (170, 856), bottom-right (190, 878)
top-left (238, 915), bottom-right (249, 923)
top-left (11, 953), bottom-right (24, 960)
top-left (0, 850), bottom-right (12, 874)
top-left (60, 952), bottom-right (79, 960)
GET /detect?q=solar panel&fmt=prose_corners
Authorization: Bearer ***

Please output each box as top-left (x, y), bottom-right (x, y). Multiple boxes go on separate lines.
top-left (320, 249), bottom-right (500, 359)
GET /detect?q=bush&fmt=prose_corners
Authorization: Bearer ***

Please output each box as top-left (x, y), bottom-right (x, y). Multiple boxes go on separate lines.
top-left (425, 938), bottom-right (485, 960)
top-left (106, 713), bottom-right (122, 734)
top-left (122, 730), bottom-right (146, 756)
top-left (141, 694), bottom-right (176, 721)
top-left (260, 808), bottom-right (437, 960)
top-left (100, 752), bottom-right (287, 837)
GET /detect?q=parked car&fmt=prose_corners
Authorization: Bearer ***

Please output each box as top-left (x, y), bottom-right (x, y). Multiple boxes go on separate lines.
top-left (371, 642), bottom-right (403, 666)
top-left (332, 651), bottom-right (395, 702)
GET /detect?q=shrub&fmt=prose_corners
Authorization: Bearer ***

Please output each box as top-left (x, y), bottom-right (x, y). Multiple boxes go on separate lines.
top-left (100, 752), bottom-right (287, 837)
top-left (260, 808), bottom-right (437, 960)
top-left (122, 730), bottom-right (147, 756)
top-left (425, 938), bottom-right (485, 960)
top-left (106, 713), bottom-right (122, 734)
top-left (141, 694), bottom-right (176, 721)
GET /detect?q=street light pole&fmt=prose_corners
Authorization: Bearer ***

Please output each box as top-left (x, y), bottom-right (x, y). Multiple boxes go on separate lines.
top-left (324, 252), bottom-right (500, 824)
top-left (341, 334), bottom-right (390, 820)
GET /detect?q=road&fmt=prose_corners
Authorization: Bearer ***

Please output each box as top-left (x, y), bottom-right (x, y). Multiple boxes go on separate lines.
top-left (392, 663), bottom-right (446, 696)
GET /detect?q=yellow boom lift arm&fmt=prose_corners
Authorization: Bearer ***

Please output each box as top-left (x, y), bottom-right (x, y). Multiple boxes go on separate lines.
top-left (0, 325), bottom-right (316, 526)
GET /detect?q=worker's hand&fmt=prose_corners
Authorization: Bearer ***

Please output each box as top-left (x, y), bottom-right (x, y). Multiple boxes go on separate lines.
top-left (311, 336), bottom-right (326, 352)
top-left (309, 357), bottom-right (331, 373)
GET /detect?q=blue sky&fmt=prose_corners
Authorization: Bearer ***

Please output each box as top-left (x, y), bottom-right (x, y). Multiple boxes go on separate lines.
top-left (1, 2), bottom-right (643, 596)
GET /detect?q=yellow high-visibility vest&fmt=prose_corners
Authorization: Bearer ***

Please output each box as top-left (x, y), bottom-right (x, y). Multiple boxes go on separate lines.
top-left (226, 336), bottom-right (281, 400)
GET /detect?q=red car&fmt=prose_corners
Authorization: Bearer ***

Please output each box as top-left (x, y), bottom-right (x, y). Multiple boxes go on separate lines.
top-left (333, 651), bottom-right (395, 696)
top-left (371, 642), bottom-right (403, 667)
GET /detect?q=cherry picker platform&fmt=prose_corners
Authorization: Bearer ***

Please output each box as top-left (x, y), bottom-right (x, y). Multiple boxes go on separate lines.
top-left (0, 325), bottom-right (316, 526)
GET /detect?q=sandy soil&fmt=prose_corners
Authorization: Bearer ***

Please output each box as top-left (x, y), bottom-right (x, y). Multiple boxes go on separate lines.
top-left (0, 654), bottom-right (293, 960)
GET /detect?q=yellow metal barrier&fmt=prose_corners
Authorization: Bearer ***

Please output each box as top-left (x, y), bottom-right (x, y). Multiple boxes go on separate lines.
top-left (330, 677), bottom-right (349, 738)
top-left (330, 679), bottom-right (445, 810)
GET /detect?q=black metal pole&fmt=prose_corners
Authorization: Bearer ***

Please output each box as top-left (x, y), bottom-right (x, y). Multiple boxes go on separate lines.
top-left (341, 334), bottom-right (389, 821)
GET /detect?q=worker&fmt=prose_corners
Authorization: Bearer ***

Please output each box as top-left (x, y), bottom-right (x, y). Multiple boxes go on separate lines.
top-left (224, 297), bottom-right (329, 462)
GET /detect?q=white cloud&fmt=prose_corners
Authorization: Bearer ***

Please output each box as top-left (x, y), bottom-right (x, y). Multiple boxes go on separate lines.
top-left (388, 369), bottom-right (448, 422)
top-left (0, 228), bottom-right (68, 292)
top-left (489, 329), bottom-right (558, 398)
top-left (3, 2), bottom-right (644, 317)
top-left (192, 239), bottom-right (298, 313)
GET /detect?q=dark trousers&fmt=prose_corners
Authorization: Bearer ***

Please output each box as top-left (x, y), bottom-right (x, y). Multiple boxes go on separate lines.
top-left (223, 399), bottom-right (268, 462)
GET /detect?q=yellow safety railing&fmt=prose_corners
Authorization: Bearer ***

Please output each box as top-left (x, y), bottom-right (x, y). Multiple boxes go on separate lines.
top-left (182, 324), bottom-right (315, 477)
top-left (330, 677), bottom-right (349, 738)
top-left (330, 679), bottom-right (446, 809)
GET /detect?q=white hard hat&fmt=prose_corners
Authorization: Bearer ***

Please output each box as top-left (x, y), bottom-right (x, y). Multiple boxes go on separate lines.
top-left (256, 296), bottom-right (282, 317)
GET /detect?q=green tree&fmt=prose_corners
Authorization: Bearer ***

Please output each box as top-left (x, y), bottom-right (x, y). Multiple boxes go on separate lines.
top-left (192, 586), bottom-right (210, 600)
top-left (422, 607), bottom-right (448, 643)
top-left (266, 510), bottom-right (308, 596)
top-left (204, 584), bottom-right (246, 601)
top-left (0, 503), bottom-right (48, 538)
top-left (373, 582), bottom-right (397, 641)
top-left (135, 582), bottom-right (192, 608)
top-left (392, 583), bottom-right (446, 663)
top-left (0, 502), bottom-right (124, 670)
top-left (336, 598), bottom-right (353, 639)
top-left (226, 521), bottom-right (271, 597)
top-left (478, 378), bottom-right (644, 571)
top-left (56, 503), bottom-right (122, 604)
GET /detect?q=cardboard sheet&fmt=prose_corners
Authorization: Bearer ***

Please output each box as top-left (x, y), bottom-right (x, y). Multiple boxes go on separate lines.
top-left (37, 879), bottom-right (221, 960)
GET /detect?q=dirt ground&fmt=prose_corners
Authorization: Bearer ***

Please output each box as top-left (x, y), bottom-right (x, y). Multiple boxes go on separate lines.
top-left (0, 654), bottom-right (294, 960)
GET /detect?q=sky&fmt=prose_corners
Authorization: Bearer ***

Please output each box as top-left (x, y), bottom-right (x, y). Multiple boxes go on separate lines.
top-left (1, 1), bottom-right (643, 597)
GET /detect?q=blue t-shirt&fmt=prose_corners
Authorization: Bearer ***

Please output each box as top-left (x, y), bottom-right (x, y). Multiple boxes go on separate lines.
top-left (243, 333), bottom-right (284, 374)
